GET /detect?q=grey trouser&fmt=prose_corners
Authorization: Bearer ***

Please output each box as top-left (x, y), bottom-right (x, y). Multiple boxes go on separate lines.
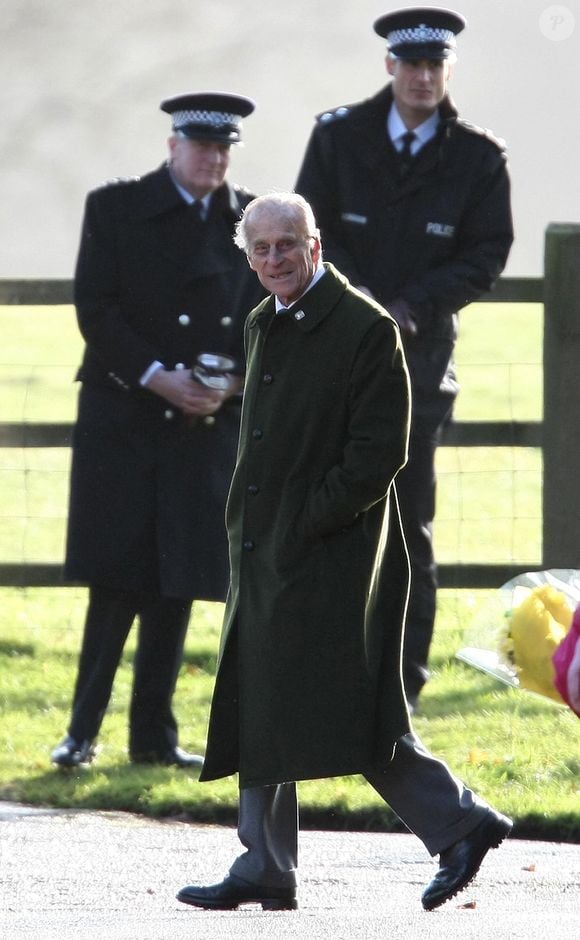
top-left (230, 731), bottom-right (490, 889)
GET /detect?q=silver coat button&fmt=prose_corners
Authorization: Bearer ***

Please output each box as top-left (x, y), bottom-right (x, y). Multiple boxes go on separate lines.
top-left (178, 314), bottom-right (190, 326)
top-left (164, 409), bottom-right (174, 420)
top-left (220, 316), bottom-right (233, 327)
top-left (175, 362), bottom-right (185, 370)
top-left (204, 415), bottom-right (216, 426)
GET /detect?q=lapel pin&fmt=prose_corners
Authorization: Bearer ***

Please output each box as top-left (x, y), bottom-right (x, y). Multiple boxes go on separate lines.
top-left (294, 310), bottom-right (305, 320)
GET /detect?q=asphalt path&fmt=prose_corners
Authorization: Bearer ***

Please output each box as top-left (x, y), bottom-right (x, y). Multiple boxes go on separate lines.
top-left (1, 801), bottom-right (578, 939)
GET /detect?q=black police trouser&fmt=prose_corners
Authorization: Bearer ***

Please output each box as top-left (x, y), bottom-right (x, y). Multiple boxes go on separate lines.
top-left (396, 400), bottom-right (453, 701)
top-left (67, 584), bottom-right (192, 755)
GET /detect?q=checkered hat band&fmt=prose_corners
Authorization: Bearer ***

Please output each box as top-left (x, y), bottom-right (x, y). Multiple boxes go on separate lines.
top-left (388, 25), bottom-right (456, 47)
top-left (172, 109), bottom-right (242, 129)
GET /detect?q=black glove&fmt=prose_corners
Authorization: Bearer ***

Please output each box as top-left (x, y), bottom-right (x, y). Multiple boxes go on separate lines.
top-left (387, 298), bottom-right (418, 337)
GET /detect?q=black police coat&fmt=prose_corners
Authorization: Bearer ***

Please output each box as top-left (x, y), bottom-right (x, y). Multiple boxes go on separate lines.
top-left (295, 84), bottom-right (514, 410)
top-left (64, 165), bottom-right (263, 601)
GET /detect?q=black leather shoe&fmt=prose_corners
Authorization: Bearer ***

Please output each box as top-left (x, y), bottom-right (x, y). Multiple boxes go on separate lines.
top-left (176, 873), bottom-right (298, 911)
top-left (130, 746), bottom-right (204, 769)
top-left (422, 810), bottom-right (513, 910)
top-left (51, 736), bottom-right (95, 768)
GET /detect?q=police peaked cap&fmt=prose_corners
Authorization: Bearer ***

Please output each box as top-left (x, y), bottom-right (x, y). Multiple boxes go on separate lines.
top-left (374, 7), bottom-right (466, 60)
top-left (160, 92), bottom-right (256, 144)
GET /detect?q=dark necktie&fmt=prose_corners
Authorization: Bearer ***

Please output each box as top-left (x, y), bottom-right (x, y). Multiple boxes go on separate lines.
top-left (398, 130), bottom-right (417, 178)
top-left (190, 200), bottom-right (204, 222)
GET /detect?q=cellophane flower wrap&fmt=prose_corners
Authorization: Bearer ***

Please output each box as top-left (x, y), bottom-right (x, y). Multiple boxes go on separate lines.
top-left (457, 568), bottom-right (580, 707)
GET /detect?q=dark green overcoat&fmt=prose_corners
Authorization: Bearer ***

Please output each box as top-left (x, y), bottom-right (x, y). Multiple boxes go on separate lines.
top-left (200, 264), bottom-right (412, 788)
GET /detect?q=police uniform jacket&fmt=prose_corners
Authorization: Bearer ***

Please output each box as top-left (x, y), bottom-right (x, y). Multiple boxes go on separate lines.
top-left (65, 164), bottom-right (263, 601)
top-left (200, 264), bottom-right (412, 788)
top-left (295, 84), bottom-right (514, 407)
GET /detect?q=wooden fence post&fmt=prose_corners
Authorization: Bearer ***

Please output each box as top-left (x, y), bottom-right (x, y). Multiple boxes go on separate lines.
top-left (542, 223), bottom-right (580, 567)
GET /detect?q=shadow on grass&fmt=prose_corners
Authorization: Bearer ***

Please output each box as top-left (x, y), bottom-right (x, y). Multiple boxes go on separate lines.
top-left (3, 764), bottom-right (578, 843)
top-left (420, 658), bottom-right (563, 721)
top-left (2, 762), bottom-right (237, 826)
top-left (420, 684), bottom-right (515, 719)
top-left (0, 641), bottom-right (35, 657)
top-left (19, 646), bottom-right (218, 676)
top-left (513, 812), bottom-right (580, 844)
top-left (181, 649), bottom-right (218, 673)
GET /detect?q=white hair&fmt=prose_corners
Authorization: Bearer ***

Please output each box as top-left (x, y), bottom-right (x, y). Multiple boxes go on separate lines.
top-left (234, 192), bottom-right (320, 253)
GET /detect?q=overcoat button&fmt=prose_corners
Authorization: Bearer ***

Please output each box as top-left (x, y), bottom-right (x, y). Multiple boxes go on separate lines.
top-left (203, 415), bottom-right (216, 426)
top-left (164, 409), bottom-right (174, 420)
top-left (175, 362), bottom-right (185, 370)
top-left (220, 316), bottom-right (233, 327)
top-left (252, 428), bottom-right (263, 439)
top-left (243, 540), bottom-right (255, 551)
top-left (178, 314), bottom-right (190, 326)
top-left (262, 374), bottom-right (273, 384)
top-left (247, 484), bottom-right (259, 495)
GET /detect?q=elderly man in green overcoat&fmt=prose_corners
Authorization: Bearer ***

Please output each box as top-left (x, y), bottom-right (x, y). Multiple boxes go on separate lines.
top-left (177, 193), bottom-right (512, 912)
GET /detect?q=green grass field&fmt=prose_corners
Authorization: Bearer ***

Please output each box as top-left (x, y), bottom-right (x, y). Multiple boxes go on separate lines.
top-left (1, 300), bottom-right (577, 842)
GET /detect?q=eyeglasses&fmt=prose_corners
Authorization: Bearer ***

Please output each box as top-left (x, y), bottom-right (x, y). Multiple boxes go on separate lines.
top-left (248, 237), bottom-right (313, 259)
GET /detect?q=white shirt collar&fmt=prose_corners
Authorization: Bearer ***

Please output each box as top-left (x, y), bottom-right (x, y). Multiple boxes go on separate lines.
top-left (169, 170), bottom-right (212, 217)
top-left (387, 102), bottom-right (440, 153)
top-left (275, 261), bottom-right (326, 312)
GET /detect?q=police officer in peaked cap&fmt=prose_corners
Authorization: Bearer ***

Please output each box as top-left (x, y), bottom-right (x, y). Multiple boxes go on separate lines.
top-left (296, 9), bottom-right (513, 711)
top-left (52, 91), bottom-right (264, 771)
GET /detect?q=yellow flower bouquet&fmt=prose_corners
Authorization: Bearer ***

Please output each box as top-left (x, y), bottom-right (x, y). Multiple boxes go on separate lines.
top-left (457, 569), bottom-right (580, 705)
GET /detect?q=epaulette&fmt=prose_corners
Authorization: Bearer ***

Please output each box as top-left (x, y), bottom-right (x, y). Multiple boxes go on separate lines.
top-left (455, 119), bottom-right (507, 151)
top-left (98, 175), bottom-right (142, 189)
top-left (316, 105), bottom-right (352, 125)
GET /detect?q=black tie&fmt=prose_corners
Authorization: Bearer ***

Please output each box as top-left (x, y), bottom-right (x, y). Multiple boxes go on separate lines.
top-left (189, 200), bottom-right (204, 223)
top-left (399, 131), bottom-right (416, 178)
